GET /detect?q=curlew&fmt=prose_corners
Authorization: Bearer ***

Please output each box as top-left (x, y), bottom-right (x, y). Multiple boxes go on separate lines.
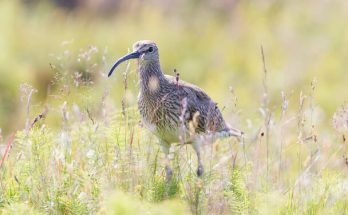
top-left (108, 40), bottom-right (242, 180)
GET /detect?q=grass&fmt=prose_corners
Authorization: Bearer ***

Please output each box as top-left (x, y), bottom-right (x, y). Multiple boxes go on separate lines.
top-left (1, 1), bottom-right (348, 214)
top-left (1, 45), bottom-right (348, 214)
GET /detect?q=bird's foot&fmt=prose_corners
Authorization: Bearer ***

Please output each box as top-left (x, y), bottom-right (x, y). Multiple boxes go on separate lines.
top-left (165, 165), bottom-right (173, 182)
top-left (196, 164), bottom-right (204, 177)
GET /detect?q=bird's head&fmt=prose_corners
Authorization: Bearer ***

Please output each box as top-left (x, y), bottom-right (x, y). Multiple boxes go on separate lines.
top-left (108, 40), bottom-right (159, 77)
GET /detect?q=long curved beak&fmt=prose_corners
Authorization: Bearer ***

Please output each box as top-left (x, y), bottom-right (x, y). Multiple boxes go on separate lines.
top-left (108, 51), bottom-right (140, 77)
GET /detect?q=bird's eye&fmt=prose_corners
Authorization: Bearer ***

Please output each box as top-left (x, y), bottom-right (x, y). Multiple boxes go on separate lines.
top-left (148, 47), bottom-right (154, 53)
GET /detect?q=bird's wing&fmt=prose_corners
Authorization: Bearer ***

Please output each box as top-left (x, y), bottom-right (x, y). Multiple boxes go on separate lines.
top-left (164, 75), bottom-right (211, 101)
top-left (164, 74), bottom-right (226, 133)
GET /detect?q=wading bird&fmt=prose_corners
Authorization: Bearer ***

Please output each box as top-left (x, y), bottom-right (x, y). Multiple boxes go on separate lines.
top-left (108, 40), bottom-right (242, 180)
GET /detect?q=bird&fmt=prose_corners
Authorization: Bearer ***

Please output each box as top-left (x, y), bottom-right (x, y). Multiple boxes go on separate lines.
top-left (108, 40), bottom-right (242, 180)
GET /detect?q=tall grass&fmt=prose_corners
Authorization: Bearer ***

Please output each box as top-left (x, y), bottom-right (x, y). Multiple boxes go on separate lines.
top-left (1, 43), bottom-right (348, 214)
top-left (1, 1), bottom-right (348, 214)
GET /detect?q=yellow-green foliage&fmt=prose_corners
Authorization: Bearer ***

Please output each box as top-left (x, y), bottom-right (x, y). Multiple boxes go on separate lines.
top-left (1, 1), bottom-right (348, 214)
top-left (1, 203), bottom-right (44, 215)
top-left (101, 191), bottom-right (188, 215)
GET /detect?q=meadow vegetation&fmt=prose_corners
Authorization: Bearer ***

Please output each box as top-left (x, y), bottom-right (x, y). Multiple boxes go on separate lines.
top-left (1, 1), bottom-right (348, 214)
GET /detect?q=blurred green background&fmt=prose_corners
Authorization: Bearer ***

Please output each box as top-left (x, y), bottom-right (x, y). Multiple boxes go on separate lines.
top-left (1, 1), bottom-right (348, 214)
top-left (0, 0), bottom-right (348, 135)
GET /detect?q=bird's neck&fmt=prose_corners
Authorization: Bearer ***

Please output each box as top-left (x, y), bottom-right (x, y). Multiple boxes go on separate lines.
top-left (138, 60), bottom-right (166, 95)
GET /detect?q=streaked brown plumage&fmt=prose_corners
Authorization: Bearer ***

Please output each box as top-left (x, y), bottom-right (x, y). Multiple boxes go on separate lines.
top-left (108, 40), bottom-right (242, 179)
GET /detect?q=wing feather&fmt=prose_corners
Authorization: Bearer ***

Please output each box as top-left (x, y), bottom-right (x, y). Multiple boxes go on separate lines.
top-left (164, 74), bottom-right (226, 133)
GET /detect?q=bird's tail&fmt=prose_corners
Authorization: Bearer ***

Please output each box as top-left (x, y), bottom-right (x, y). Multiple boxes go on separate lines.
top-left (216, 126), bottom-right (244, 139)
top-left (193, 127), bottom-right (243, 144)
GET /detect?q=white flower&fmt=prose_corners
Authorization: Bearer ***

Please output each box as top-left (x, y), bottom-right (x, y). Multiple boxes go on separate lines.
top-left (78, 192), bottom-right (87, 200)
top-left (86, 149), bottom-right (95, 158)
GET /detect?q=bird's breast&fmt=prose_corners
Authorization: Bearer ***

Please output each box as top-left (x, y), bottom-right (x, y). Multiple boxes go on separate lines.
top-left (137, 91), bottom-right (184, 143)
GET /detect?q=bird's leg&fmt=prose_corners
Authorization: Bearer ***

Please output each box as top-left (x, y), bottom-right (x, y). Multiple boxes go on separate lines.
top-left (164, 153), bottom-right (173, 181)
top-left (160, 141), bottom-right (173, 181)
top-left (192, 141), bottom-right (203, 177)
